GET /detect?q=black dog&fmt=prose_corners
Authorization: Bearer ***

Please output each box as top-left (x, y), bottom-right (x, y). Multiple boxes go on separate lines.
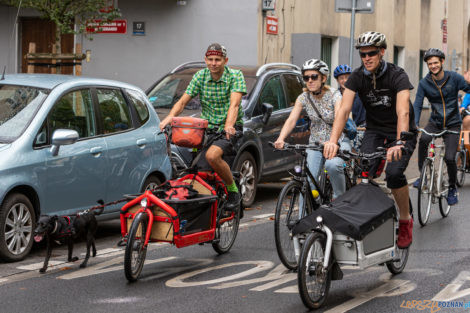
top-left (33, 208), bottom-right (103, 273)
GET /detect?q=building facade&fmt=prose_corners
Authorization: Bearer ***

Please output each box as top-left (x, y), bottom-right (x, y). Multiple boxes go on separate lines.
top-left (0, 0), bottom-right (469, 94)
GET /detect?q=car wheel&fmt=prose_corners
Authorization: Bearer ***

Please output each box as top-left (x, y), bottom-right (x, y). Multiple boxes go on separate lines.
top-left (0, 193), bottom-right (36, 262)
top-left (142, 175), bottom-right (162, 192)
top-left (234, 152), bottom-right (258, 207)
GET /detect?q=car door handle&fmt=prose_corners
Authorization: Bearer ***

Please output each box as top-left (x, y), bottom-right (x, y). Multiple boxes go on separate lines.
top-left (136, 139), bottom-right (147, 148)
top-left (90, 146), bottom-right (103, 156)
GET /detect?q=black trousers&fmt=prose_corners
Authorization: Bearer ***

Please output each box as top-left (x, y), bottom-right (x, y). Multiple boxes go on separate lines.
top-left (361, 130), bottom-right (417, 189)
top-left (417, 122), bottom-right (460, 188)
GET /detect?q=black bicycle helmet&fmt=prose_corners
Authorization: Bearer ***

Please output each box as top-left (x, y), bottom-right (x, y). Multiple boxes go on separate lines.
top-left (423, 48), bottom-right (445, 62)
top-left (355, 31), bottom-right (387, 49)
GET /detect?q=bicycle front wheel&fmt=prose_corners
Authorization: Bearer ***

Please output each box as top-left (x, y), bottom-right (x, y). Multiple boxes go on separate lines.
top-left (124, 212), bottom-right (148, 282)
top-left (274, 181), bottom-right (313, 270)
top-left (417, 159), bottom-right (433, 226)
top-left (212, 208), bottom-right (240, 254)
top-left (437, 160), bottom-right (452, 217)
top-left (297, 232), bottom-right (331, 310)
top-left (456, 150), bottom-right (466, 187)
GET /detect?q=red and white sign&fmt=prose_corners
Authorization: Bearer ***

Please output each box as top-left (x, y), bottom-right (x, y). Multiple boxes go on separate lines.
top-left (86, 19), bottom-right (127, 34)
top-left (266, 16), bottom-right (278, 35)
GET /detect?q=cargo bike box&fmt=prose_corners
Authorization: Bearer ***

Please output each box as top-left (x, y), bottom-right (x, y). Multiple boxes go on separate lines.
top-left (121, 174), bottom-right (218, 247)
top-left (293, 183), bottom-right (397, 269)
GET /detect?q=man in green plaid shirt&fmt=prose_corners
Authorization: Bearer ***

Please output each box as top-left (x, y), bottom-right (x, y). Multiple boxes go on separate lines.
top-left (160, 43), bottom-right (247, 212)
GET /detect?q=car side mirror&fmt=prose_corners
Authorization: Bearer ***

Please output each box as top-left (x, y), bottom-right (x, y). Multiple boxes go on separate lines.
top-left (261, 103), bottom-right (273, 124)
top-left (50, 129), bottom-right (79, 156)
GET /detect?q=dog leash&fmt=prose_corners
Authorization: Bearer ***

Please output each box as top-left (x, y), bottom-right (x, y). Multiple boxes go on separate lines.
top-left (81, 198), bottom-right (130, 215)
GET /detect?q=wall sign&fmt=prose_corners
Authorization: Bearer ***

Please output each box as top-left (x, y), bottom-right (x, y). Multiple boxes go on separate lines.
top-left (133, 22), bottom-right (145, 36)
top-left (262, 0), bottom-right (276, 11)
top-left (86, 19), bottom-right (127, 34)
top-left (266, 16), bottom-right (278, 35)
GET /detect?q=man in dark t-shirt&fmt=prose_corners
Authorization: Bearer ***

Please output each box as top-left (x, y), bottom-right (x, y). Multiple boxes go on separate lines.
top-left (324, 31), bottom-right (417, 249)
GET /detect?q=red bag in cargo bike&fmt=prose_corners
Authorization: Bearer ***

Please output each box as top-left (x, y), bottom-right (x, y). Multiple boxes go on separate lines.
top-left (171, 117), bottom-right (208, 148)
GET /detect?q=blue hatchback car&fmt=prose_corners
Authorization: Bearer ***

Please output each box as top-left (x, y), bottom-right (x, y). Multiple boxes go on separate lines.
top-left (0, 74), bottom-right (171, 261)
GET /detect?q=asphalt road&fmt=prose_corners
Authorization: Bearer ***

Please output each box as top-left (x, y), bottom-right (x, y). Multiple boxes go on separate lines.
top-left (1, 173), bottom-right (470, 313)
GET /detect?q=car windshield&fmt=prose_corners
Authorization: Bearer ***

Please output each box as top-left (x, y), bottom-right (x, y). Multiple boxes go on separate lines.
top-left (147, 72), bottom-right (256, 114)
top-left (0, 84), bottom-right (49, 142)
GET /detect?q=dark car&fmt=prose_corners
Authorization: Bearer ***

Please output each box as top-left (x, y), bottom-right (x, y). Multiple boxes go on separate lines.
top-left (146, 62), bottom-right (310, 207)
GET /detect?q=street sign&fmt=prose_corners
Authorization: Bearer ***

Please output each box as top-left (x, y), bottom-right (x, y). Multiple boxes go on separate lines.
top-left (262, 0), bottom-right (276, 11)
top-left (335, 0), bottom-right (374, 13)
top-left (133, 22), bottom-right (145, 36)
top-left (86, 20), bottom-right (127, 34)
top-left (266, 16), bottom-right (278, 35)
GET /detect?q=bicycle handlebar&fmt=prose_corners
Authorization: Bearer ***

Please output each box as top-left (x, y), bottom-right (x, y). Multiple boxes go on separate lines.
top-left (418, 128), bottom-right (460, 137)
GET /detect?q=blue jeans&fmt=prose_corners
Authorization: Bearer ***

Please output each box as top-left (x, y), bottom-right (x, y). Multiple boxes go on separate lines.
top-left (306, 139), bottom-right (351, 199)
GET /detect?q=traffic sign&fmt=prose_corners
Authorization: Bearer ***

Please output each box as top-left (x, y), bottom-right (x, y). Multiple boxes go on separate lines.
top-left (335, 0), bottom-right (374, 13)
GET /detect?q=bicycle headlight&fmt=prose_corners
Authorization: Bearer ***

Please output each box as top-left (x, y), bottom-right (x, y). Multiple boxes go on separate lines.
top-left (140, 198), bottom-right (148, 208)
top-left (294, 165), bottom-right (302, 173)
top-left (316, 215), bottom-right (323, 224)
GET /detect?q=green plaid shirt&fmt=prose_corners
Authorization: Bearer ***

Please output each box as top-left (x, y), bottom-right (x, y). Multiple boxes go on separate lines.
top-left (185, 66), bottom-right (246, 128)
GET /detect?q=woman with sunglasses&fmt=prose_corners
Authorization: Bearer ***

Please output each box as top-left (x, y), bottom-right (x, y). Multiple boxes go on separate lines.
top-left (274, 58), bottom-right (351, 200)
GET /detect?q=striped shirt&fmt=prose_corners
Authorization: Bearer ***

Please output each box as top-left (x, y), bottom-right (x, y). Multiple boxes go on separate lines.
top-left (185, 66), bottom-right (246, 128)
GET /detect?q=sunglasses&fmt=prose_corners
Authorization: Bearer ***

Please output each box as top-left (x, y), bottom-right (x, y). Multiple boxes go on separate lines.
top-left (302, 74), bottom-right (320, 82)
top-left (359, 49), bottom-right (380, 58)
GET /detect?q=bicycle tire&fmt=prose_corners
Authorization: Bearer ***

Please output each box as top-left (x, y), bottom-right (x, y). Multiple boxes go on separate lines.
top-left (212, 207), bottom-right (240, 254)
top-left (297, 232), bottom-right (331, 310)
top-left (417, 159), bottom-right (433, 226)
top-left (124, 212), bottom-right (148, 282)
top-left (274, 180), bottom-right (313, 270)
top-left (456, 150), bottom-right (466, 187)
top-left (437, 159), bottom-right (452, 217)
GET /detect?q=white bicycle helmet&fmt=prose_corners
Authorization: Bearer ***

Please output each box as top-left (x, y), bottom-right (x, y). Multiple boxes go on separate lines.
top-left (355, 31), bottom-right (387, 49)
top-left (301, 59), bottom-right (329, 76)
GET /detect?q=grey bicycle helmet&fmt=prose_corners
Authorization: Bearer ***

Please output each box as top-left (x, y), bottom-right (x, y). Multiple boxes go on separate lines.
top-left (355, 31), bottom-right (387, 49)
top-left (302, 59), bottom-right (329, 76)
top-left (423, 48), bottom-right (445, 62)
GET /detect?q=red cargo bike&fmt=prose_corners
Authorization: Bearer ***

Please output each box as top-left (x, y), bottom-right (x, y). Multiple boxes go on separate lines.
top-left (120, 117), bottom-right (241, 282)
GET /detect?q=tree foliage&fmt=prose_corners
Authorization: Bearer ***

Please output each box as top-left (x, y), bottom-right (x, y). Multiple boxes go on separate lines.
top-left (1, 0), bottom-right (121, 51)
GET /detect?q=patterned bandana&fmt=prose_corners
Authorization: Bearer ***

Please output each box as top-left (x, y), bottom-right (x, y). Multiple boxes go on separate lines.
top-left (205, 43), bottom-right (227, 57)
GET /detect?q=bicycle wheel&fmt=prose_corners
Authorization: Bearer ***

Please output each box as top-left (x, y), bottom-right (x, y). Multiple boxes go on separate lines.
top-left (212, 207), bottom-right (240, 254)
top-left (437, 160), bottom-right (452, 217)
top-left (124, 212), bottom-right (148, 282)
top-left (417, 159), bottom-right (433, 226)
top-left (274, 181), bottom-right (313, 270)
top-left (297, 232), bottom-right (331, 310)
top-left (456, 150), bottom-right (466, 187)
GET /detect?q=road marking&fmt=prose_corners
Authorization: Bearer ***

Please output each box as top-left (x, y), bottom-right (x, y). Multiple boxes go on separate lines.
top-left (17, 260), bottom-right (70, 271)
top-left (94, 297), bottom-right (145, 304)
top-left (166, 260), bottom-right (273, 287)
top-left (252, 213), bottom-right (274, 219)
top-left (211, 264), bottom-right (296, 291)
top-left (324, 279), bottom-right (412, 313)
top-left (58, 256), bottom-right (177, 280)
top-left (432, 271), bottom-right (470, 302)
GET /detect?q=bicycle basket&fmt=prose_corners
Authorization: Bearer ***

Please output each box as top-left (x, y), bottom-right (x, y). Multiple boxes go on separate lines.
top-left (171, 117), bottom-right (208, 148)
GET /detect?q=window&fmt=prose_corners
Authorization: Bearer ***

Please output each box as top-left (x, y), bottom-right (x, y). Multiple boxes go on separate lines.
top-left (256, 76), bottom-right (287, 114)
top-left (48, 89), bottom-right (96, 140)
top-left (321, 37), bottom-right (332, 85)
top-left (96, 89), bottom-right (131, 134)
top-left (282, 74), bottom-right (304, 107)
top-left (394, 46), bottom-right (404, 67)
top-left (126, 89), bottom-right (150, 125)
top-left (419, 50), bottom-right (426, 80)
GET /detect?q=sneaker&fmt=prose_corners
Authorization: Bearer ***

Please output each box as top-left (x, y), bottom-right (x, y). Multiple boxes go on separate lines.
top-left (447, 187), bottom-right (458, 205)
top-left (397, 219), bottom-right (413, 249)
top-left (225, 191), bottom-right (241, 212)
top-left (412, 178), bottom-right (421, 188)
